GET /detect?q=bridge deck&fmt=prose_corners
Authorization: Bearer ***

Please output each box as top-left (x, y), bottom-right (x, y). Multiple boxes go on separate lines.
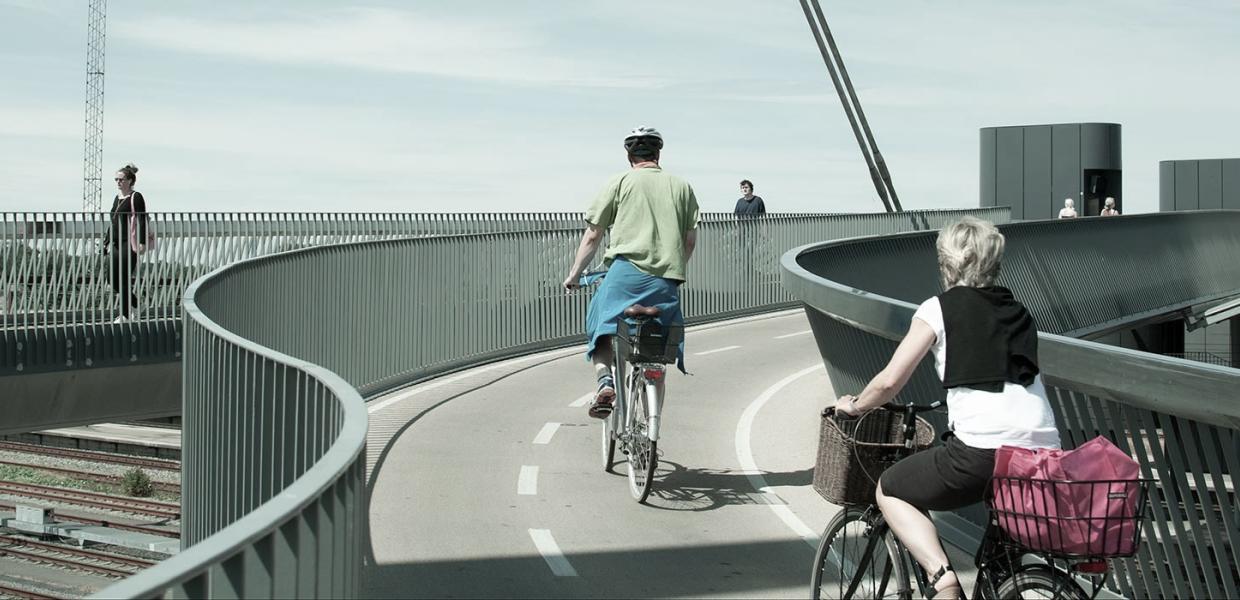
top-left (363, 312), bottom-right (976, 597)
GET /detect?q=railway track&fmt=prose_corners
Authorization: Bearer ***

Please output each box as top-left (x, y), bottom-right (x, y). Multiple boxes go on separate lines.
top-left (0, 501), bottom-right (179, 539)
top-left (0, 535), bottom-right (156, 570)
top-left (0, 459), bottom-right (179, 494)
top-left (0, 545), bottom-right (138, 579)
top-left (0, 442), bottom-right (180, 472)
top-left (0, 482), bottom-right (179, 520)
top-left (0, 582), bottom-right (58, 600)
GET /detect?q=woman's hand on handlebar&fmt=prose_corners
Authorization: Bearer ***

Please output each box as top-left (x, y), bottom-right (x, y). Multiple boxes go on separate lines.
top-left (562, 273), bottom-right (581, 292)
top-left (834, 394), bottom-right (862, 417)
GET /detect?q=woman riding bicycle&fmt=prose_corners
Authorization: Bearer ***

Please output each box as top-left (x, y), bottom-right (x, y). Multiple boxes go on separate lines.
top-left (562, 126), bottom-right (700, 419)
top-left (832, 217), bottom-right (1061, 599)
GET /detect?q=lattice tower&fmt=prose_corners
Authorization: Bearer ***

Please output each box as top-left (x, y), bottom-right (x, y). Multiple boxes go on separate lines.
top-left (82, 0), bottom-right (107, 212)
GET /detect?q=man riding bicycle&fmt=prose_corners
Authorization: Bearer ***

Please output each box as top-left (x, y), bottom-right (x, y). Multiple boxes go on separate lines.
top-left (562, 126), bottom-right (700, 420)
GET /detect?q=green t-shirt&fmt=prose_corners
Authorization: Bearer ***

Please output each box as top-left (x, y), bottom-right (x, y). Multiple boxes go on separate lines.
top-left (585, 166), bottom-right (700, 281)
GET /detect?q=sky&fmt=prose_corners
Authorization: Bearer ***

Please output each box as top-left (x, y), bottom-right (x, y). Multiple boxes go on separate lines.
top-left (1, 1), bottom-right (1238, 215)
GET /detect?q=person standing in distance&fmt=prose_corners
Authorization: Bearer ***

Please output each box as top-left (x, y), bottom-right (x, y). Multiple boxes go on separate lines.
top-left (1100, 197), bottom-right (1120, 216)
top-left (734, 179), bottom-right (765, 217)
top-left (103, 163), bottom-right (148, 322)
top-left (1057, 198), bottom-right (1078, 219)
top-left (562, 126), bottom-right (700, 419)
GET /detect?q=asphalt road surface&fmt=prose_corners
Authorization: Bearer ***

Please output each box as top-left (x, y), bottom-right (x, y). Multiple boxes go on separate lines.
top-left (362, 310), bottom-right (971, 598)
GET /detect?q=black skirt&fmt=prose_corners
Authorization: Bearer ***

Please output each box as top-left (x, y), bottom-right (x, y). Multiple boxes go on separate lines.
top-left (879, 433), bottom-right (996, 511)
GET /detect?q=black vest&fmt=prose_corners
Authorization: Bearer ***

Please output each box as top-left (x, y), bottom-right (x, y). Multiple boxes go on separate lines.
top-left (940, 286), bottom-right (1039, 392)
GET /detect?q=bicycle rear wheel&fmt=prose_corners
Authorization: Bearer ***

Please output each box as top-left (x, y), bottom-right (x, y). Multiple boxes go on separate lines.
top-left (812, 508), bottom-right (909, 599)
top-left (996, 565), bottom-right (1089, 599)
top-left (626, 373), bottom-right (657, 503)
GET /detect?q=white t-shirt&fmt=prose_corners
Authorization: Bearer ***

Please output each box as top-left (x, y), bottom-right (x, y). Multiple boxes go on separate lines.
top-left (913, 296), bottom-right (1061, 450)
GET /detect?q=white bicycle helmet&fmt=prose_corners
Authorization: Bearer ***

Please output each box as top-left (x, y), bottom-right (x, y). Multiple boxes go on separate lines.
top-left (624, 126), bottom-right (663, 157)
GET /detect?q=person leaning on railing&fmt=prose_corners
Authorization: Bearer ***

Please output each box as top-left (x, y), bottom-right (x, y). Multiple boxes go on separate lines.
top-left (832, 216), bottom-right (1062, 600)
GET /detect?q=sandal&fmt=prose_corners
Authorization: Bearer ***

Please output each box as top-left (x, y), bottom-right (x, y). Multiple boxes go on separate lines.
top-left (926, 565), bottom-right (964, 600)
top-left (588, 377), bottom-right (616, 419)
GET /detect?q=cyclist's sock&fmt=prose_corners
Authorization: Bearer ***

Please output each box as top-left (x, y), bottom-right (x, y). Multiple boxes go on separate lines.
top-left (596, 374), bottom-right (615, 392)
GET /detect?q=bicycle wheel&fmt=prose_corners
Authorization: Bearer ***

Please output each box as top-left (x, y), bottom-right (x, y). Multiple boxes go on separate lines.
top-left (626, 373), bottom-right (657, 503)
top-left (811, 508), bottom-right (909, 599)
top-left (996, 565), bottom-right (1089, 599)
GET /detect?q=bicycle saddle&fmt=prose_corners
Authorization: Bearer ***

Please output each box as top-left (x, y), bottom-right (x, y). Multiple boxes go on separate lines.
top-left (624, 304), bottom-right (661, 317)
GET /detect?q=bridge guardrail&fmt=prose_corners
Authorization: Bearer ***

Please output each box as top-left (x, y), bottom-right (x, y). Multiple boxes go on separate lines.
top-left (94, 207), bottom-right (1008, 597)
top-left (782, 211), bottom-right (1240, 599)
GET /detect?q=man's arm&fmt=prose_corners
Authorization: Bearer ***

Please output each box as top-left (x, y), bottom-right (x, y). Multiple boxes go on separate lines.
top-left (563, 224), bottom-right (606, 290)
top-left (683, 229), bottom-right (697, 263)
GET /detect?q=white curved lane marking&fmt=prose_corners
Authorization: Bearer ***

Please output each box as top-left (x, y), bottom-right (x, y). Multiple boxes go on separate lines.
top-left (735, 364), bottom-right (825, 549)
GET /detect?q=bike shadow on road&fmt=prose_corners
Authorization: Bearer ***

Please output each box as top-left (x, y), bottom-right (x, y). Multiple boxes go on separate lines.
top-left (621, 459), bottom-right (812, 512)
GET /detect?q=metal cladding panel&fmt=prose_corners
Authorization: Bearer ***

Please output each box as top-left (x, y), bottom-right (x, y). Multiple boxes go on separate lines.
top-left (996, 128), bottom-right (1025, 219)
top-left (1051, 124), bottom-right (1081, 207)
top-left (1159, 161), bottom-right (1176, 212)
top-left (1223, 159), bottom-right (1240, 210)
top-left (1199, 160), bottom-right (1224, 210)
top-left (1080, 123), bottom-right (1122, 169)
top-left (980, 128), bottom-right (997, 207)
top-left (1175, 161), bottom-right (1200, 211)
top-left (1023, 126), bottom-right (1052, 221)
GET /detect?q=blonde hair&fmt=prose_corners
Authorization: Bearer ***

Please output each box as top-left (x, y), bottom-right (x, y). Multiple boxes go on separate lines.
top-left (936, 216), bottom-right (1004, 289)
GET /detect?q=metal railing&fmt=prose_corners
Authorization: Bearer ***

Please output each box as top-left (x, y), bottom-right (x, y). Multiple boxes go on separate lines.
top-left (95, 207), bottom-right (1007, 598)
top-left (782, 211), bottom-right (1240, 599)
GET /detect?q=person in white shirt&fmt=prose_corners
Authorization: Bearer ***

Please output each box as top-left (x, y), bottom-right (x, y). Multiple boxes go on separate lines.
top-left (832, 216), bottom-right (1060, 600)
top-left (1057, 198), bottom-right (1078, 219)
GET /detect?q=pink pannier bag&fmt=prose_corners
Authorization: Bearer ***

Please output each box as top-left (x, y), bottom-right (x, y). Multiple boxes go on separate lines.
top-left (990, 436), bottom-right (1145, 557)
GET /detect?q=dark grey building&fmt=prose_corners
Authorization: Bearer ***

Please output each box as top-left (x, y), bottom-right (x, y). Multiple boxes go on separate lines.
top-left (1159, 158), bottom-right (1240, 211)
top-left (980, 122), bottom-right (1122, 220)
top-left (1159, 158), bottom-right (1240, 366)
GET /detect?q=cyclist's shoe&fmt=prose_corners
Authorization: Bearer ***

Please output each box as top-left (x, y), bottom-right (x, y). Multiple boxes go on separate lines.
top-left (588, 377), bottom-right (616, 419)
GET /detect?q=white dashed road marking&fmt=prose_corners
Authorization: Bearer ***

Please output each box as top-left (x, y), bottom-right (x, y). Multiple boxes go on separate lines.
top-left (569, 393), bottom-right (593, 408)
top-left (518, 466), bottom-right (539, 496)
top-left (528, 529), bottom-right (578, 577)
top-left (774, 329), bottom-right (813, 339)
top-left (694, 345), bottom-right (741, 356)
top-left (533, 423), bottom-right (561, 445)
top-left (736, 364), bottom-right (825, 548)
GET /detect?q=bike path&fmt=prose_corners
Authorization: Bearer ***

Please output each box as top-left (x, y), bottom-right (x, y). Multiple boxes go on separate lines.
top-left (363, 311), bottom-right (973, 598)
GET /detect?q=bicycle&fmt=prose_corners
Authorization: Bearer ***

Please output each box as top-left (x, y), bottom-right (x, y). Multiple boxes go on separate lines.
top-left (810, 402), bottom-right (1152, 600)
top-left (599, 305), bottom-right (683, 503)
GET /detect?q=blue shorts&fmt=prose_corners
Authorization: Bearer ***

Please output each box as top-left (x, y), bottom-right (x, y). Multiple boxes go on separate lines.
top-left (584, 257), bottom-right (686, 372)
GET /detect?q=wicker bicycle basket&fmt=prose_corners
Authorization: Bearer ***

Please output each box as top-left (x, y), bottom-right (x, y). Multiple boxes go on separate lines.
top-left (813, 408), bottom-right (935, 505)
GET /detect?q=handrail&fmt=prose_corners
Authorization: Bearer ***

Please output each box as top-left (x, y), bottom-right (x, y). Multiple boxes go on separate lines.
top-left (781, 210), bottom-right (1240, 598)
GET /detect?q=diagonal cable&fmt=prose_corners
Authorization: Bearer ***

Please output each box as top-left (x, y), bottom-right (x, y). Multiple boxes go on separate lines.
top-left (799, 0), bottom-right (902, 212)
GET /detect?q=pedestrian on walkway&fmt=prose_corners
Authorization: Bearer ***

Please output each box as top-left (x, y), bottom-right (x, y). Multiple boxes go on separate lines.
top-left (103, 163), bottom-right (149, 322)
top-left (734, 180), bottom-right (766, 218)
top-left (1100, 197), bottom-right (1120, 216)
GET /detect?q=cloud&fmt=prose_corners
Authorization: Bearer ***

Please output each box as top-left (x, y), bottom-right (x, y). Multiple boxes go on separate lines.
top-left (113, 7), bottom-right (668, 89)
